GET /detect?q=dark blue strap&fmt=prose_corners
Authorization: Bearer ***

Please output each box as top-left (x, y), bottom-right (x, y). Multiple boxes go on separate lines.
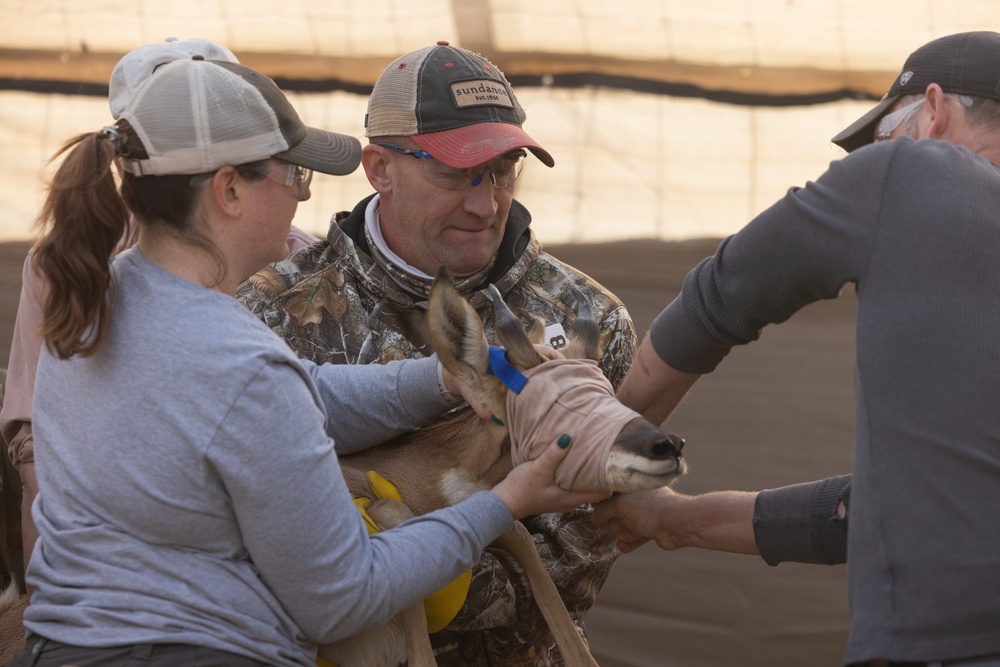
top-left (488, 346), bottom-right (528, 394)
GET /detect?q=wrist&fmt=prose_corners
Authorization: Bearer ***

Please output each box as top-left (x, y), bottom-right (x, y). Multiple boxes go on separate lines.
top-left (662, 493), bottom-right (705, 549)
top-left (687, 491), bottom-right (759, 555)
top-left (490, 481), bottom-right (524, 521)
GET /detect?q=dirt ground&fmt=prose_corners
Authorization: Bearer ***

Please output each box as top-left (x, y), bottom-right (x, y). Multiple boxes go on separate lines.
top-left (0, 237), bottom-right (856, 666)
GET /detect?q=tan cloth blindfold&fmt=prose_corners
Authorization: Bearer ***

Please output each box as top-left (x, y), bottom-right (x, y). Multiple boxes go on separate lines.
top-left (505, 357), bottom-right (638, 490)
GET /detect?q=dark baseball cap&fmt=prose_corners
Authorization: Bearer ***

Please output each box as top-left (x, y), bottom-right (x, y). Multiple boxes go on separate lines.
top-left (832, 31), bottom-right (1000, 152)
top-left (364, 41), bottom-right (554, 169)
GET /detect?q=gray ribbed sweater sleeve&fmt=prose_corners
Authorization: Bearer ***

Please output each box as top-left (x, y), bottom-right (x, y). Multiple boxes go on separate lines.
top-left (301, 354), bottom-right (452, 454)
top-left (647, 147), bottom-right (883, 374)
top-left (209, 359), bottom-right (513, 645)
top-left (753, 475), bottom-right (851, 566)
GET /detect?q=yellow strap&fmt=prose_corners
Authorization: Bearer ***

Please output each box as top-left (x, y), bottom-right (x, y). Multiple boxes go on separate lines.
top-left (352, 496), bottom-right (379, 535)
top-left (316, 656), bottom-right (338, 667)
top-left (423, 568), bottom-right (472, 633)
top-left (366, 470), bottom-right (403, 502)
top-left (350, 471), bottom-right (470, 633)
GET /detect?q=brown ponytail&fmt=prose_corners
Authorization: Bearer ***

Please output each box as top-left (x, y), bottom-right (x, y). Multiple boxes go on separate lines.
top-left (34, 130), bottom-right (129, 359)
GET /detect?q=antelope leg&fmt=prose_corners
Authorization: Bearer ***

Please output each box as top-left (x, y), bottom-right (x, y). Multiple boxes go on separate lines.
top-left (492, 522), bottom-right (600, 667)
top-left (319, 499), bottom-right (437, 667)
top-left (369, 498), bottom-right (439, 666)
top-left (401, 601), bottom-right (436, 667)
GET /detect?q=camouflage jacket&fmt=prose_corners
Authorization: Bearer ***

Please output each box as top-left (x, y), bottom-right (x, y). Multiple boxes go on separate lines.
top-left (237, 195), bottom-right (637, 666)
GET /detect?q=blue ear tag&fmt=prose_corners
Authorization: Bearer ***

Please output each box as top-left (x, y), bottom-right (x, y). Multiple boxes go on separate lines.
top-left (488, 346), bottom-right (529, 394)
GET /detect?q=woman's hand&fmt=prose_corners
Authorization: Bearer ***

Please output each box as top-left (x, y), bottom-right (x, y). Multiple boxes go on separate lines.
top-left (490, 436), bottom-right (611, 520)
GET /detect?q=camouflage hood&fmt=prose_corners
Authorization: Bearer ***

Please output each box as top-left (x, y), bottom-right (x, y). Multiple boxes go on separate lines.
top-left (330, 193), bottom-right (541, 312)
top-left (239, 194), bottom-right (635, 388)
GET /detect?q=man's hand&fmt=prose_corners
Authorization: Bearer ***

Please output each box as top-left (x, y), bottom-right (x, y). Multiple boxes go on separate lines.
top-left (593, 487), bottom-right (676, 553)
top-left (594, 487), bottom-right (760, 556)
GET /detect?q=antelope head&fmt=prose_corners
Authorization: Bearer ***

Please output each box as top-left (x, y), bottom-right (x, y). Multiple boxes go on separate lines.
top-left (428, 267), bottom-right (686, 493)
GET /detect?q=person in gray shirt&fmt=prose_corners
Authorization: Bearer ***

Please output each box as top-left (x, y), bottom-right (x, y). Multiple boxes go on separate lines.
top-left (596, 31), bottom-right (1000, 667)
top-left (14, 58), bottom-right (604, 667)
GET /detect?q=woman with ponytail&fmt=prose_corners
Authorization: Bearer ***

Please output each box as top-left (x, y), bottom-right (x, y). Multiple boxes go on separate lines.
top-left (0, 38), bottom-right (323, 594)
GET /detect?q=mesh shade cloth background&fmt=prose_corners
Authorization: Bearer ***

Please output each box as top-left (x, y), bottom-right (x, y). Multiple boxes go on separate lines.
top-left (1, 1), bottom-right (995, 242)
top-left (0, 3), bottom-right (989, 665)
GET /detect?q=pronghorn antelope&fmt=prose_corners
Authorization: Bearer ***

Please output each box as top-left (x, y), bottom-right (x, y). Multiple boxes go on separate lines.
top-left (321, 268), bottom-right (686, 667)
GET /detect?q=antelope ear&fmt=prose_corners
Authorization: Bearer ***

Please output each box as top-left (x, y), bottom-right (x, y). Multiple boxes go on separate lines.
top-left (428, 268), bottom-right (504, 414)
top-left (488, 284), bottom-right (543, 370)
top-left (562, 286), bottom-right (600, 361)
top-left (516, 308), bottom-right (547, 346)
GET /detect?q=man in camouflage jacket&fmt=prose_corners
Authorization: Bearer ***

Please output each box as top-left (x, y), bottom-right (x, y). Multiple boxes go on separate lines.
top-left (237, 43), bottom-right (637, 666)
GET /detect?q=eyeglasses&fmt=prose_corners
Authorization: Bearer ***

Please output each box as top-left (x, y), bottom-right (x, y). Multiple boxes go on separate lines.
top-left (188, 161), bottom-right (313, 200)
top-left (242, 161), bottom-right (313, 200)
top-left (873, 99), bottom-right (924, 142)
top-left (375, 142), bottom-right (526, 190)
top-left (873, 94), bottom-right (975, 143)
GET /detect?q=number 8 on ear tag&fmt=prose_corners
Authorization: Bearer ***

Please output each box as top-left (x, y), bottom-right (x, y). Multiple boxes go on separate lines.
top-left (545, 322), bottom-right (570, 350)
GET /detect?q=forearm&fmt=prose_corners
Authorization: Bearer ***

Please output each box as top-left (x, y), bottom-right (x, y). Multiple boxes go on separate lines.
top-left (594, 486), bottom-right (758, 556)
top-left (304, 355), bottom-right (452, 453)
top-left (19, 459), bottom-right (38, 530)
top-left (617, 336), bottom-right (701, 426)
top-left (20, 461), bottom-right (38, 594)
top-left (667, 490), bottom-right (759, 555)
top-left (217, 365), bottom-right (511, 642)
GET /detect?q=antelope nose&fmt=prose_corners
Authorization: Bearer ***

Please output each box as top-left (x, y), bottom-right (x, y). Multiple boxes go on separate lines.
top-left (654, 433), bottom-right (685, 458)
top-left (619, 417), bottom-right (686, 461)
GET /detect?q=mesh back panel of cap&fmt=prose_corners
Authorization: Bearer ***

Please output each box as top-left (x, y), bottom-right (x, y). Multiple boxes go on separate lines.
top-left (125, 60), bottom-right (290, 175)
top-left (365, 51), bottom-right (424, 137)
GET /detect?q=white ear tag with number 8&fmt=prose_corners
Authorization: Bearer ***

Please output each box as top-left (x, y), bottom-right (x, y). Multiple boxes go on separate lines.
top-left (544, 322), bottom-right (570, 350)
